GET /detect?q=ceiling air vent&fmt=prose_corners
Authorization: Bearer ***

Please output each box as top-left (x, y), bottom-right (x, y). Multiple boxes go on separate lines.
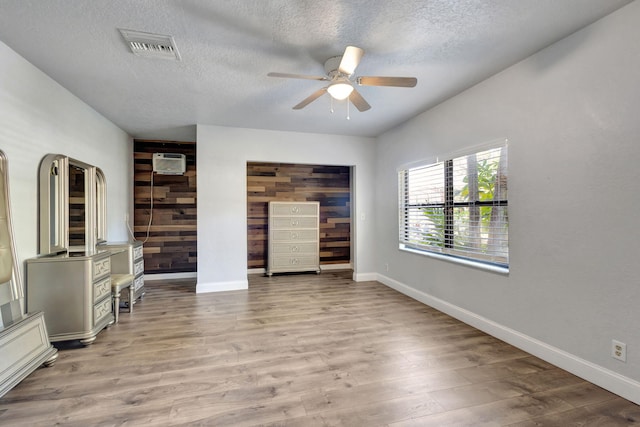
top-left (119, 29), bottom-right (181, 60)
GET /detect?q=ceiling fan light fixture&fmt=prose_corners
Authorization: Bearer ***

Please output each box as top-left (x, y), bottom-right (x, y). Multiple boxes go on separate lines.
top-left (327, 82), bottom-right (354, 100)
top-left (267, 45), bottom-right (416, 112)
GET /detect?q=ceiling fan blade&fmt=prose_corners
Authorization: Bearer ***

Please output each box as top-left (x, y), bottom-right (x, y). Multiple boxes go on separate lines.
top-left (338, 46), bottom-right (364, 76)
top-left (349, 88), bottom-right (371, 112)
top-left (293, 88), bottom-right (327, 110)
top-left (357, 76), bottom-right (417, 87)
top-left (268, 72), bottom-right (328, 81)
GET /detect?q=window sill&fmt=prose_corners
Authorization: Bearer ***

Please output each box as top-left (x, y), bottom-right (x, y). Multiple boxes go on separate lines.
top-left (399, 244), bottom-right (509, 275)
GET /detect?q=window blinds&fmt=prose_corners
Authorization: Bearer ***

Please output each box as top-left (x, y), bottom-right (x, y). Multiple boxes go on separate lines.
top-left (399, 145), bottom-right (508, 267)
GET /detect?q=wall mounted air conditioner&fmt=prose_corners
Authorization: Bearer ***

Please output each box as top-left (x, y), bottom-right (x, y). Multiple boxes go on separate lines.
top-left (152, 153), bottom-right (186, 175)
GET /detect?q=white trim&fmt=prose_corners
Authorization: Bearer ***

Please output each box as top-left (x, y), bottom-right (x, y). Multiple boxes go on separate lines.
top-left (397, 137), bottom-right (508, 171)
top-left (144, 272), bottom-right (197, 281)
top-left (376, 273), bottom-right (640, 406)
top-left (196, 280), bottom-right (248, 293)
top-left (247, 263), bottom-right (352, 276)
top-left (400, 245), bottom-right (509, 275)
top-left (321, 263), bottom-right (352, 271)
top-left (353, 272), bottom-right (377, 282)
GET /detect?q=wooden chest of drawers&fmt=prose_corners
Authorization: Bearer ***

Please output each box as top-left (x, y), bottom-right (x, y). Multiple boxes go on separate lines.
top-left (267, 201), bottom-right (320, 276)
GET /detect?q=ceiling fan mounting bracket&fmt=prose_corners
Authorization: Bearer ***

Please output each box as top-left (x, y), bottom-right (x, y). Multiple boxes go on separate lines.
top-left (324, 56), bottom-right (348, 79)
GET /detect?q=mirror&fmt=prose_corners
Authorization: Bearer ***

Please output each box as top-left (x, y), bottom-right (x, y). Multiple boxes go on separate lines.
top-left (68, 164), bottom-right (86, 248)
top-left (38, 154), bottom-right (103, 255)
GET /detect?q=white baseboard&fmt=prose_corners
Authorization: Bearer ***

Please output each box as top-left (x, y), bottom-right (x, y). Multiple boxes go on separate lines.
top-left (322, 263), bottom-right (352, 271)
top-left (376, 273), bottom-right (640, 406)
top-left (248, 263), bottom-right (353, 276)
top-left (353, 272), bottom-right (377, 282)
top-left (196, 280), bottom-right (248, 293)
top-left (144, 272), bottom-right (197, 281)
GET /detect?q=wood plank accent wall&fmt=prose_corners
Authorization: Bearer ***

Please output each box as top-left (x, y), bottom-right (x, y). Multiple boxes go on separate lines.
top-left (247, 162), bottom-right (351, 269)
top-left (134, 140), bottom-right (197, 274)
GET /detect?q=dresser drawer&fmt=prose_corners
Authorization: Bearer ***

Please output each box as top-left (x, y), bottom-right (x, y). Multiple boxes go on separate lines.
top-left (134, 275), bottom-right (144, 291)
top-left (271, 217), bottom-right (318, 229)
top-left (271, 229), bottom-right (317, 242)
top-left (133, 245), bottom-right (144, 261)
top-left (93, 297), bottom-right (112, 324)
top-left (93, 257), bottom-right (110, 280)
top-left (93, 277), bottom-right (111, 303)
top-left (271, 242), bottom-right (317, 255)
top-left (134, 259), bottom-right (144, 276)
top-left (270, 255), bottom-right (318, 269)
top-left (271, 203), bottom-right (318, 216)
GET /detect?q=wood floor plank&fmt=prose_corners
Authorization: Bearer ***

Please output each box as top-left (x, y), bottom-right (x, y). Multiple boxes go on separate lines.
top-left (391, 393), bottom-right (575, 427)
top-left (0, 270), bottom-right (637, 426)
top-left (506, 398), bottom-right (640, 426)
top-left (455, 356), bottom-right (555, 384)
top-left (275, 393), bottom-right (444, 427)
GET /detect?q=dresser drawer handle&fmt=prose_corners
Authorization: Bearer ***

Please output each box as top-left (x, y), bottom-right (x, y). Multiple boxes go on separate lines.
top-left (291, 246), bottom-right (299, 253)
top-left (291, 232), bottom-right (298, 239)
top-left (291, 206), bottom-right (300, 214)
top-left (291, 220), bottom-right (299, 226)
top-left (134, 261), bottom-right (144, 275)
top-left (134, 275), bottom-right (144, 291)
top-left (133, 247), bottom-right (143, 259)
top-left (291, 258), bottom-right (300, 265)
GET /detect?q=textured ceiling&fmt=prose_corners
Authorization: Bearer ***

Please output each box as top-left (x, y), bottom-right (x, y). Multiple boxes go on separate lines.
top-left (0, 0), bottom-right (632, 141)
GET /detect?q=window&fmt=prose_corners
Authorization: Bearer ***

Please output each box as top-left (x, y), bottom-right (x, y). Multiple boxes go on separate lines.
top-left (399, 144), bottom-right (508, 269)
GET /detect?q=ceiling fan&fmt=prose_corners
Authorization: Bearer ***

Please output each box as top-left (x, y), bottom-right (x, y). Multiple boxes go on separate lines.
top-left (267, 46), bottom-right (417, 112)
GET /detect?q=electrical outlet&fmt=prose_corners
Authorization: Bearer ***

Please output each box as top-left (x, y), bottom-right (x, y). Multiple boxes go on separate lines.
top-left (612, 340), bottom-right (626, 362)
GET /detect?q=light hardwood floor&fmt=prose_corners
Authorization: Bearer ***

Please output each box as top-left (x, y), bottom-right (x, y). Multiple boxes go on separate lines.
top-left (1, 271), bottom-right (638, 426)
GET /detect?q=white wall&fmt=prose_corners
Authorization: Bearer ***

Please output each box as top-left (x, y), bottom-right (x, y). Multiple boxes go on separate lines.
top-left (375, 1), bottom-right (640, 404)
top-left (0, 41), bottom-right (132, 286)
top-left (3, 0), bottom-right (636, 403)
top-left (196, 125), bottom-right (376, 292)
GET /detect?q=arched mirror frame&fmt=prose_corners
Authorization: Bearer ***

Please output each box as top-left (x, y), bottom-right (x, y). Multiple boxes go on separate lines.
top-left (0, 150), bottom-right (24, 318)
top-left (38, 154), bottom-right (104, 255)
top-left (38, 154), bottom-right (68, 255)
top-left (95, 167), bottom-right (107, 244)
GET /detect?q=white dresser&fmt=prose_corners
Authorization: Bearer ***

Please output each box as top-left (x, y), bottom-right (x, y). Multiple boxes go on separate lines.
top-left (267, 201), bottom-right (320, 276)
top-left (25, 250), bottom-right (114, 345)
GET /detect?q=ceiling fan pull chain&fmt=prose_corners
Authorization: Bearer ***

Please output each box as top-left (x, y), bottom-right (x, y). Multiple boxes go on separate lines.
top-left (346, 99), bottom-right (350, 120)
top-left (330, 95), bottom-right (334, 113)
